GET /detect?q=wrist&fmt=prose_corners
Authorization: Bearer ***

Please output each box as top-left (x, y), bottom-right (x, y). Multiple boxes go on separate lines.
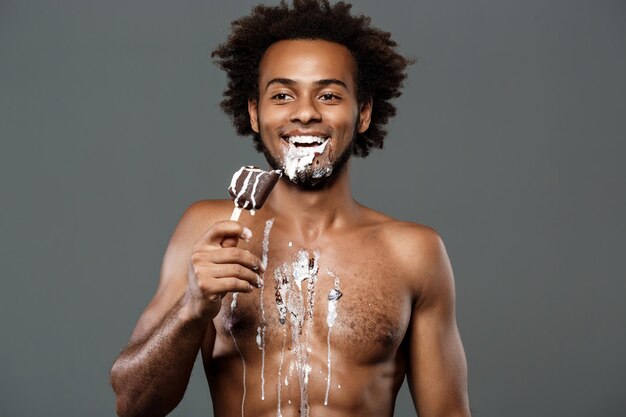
top-left (178, 293), bottom-right (215, 324)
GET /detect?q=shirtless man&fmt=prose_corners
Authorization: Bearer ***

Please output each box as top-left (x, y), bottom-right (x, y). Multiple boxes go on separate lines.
top-left (110, 1), bottom-right (471, 416)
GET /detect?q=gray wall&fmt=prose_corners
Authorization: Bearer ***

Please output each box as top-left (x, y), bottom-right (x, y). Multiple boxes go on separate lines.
top-left (1, 1), bottom-right (625, 416)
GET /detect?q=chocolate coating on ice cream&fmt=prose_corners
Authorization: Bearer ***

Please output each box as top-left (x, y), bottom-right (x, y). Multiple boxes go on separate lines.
top-left (228, 166), bottom-right (281, 210)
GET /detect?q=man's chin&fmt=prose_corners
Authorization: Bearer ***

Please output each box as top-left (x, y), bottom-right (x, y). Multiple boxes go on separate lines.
top-left (287, 166), bottom-right (337, 190)
top-left (262, 148), bottom-right (350, 191)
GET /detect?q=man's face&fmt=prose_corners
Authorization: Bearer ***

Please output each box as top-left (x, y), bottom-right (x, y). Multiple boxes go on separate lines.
top-left (248, 39), bottom-right (371, 188)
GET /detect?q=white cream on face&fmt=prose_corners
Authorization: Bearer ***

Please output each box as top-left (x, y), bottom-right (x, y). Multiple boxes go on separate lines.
top-left (283, 136), bottom-right (329, 180)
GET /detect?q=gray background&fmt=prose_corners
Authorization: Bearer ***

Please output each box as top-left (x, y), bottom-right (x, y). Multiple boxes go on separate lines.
top-left (1, 1), bottom-right (625, 416)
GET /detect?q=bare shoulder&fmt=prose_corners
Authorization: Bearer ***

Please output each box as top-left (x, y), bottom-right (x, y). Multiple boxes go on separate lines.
top-left (168, 199), bottom-right (234, 245)
top-left (158, 199), bottom-right (234, 289)
top-left (362, 209), bottom-right (453, 302)
top-left (382, 220), bottom-right (448, 271)
top-left (388, 220), bottom-right (454, 308)
top-left (129, 199), bottom-right (232, 341)
top-left (176, 199), bottom-right (234, 232)
top-left (359, 207), bottom-right (446, 267)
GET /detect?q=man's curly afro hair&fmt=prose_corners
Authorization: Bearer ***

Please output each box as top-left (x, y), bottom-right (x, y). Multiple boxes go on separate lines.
top-left (211, 0), bottom-right (413, 157)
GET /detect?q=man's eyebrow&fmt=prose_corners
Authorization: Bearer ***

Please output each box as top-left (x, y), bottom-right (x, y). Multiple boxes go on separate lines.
top-left (315, 79), bottom-right (348, 89)
top-left (265, 78), bottom-right (296, 90)
top-left (264, 78), bottom-right (349, 90)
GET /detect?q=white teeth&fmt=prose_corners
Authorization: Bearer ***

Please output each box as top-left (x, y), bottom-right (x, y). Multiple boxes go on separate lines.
top-left (287, 135), bottom-right (327, 145)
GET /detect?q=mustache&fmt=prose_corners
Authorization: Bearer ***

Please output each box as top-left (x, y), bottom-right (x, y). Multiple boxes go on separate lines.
top-left (278, 125), bottom-right (334, 137)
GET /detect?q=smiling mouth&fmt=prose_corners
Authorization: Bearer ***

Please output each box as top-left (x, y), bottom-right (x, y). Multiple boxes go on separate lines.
top-left (282, 135), bottom-right (329, 147)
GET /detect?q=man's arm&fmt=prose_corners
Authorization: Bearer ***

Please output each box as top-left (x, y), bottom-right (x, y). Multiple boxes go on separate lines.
top-left (404, 227), bottom-right (471, 417)
top-left (110, 295), bottom-right (213, 417)
top-left (110, 201), bottom-right (263, 417)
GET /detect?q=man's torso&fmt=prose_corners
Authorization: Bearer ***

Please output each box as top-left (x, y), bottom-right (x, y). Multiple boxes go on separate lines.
top-left (199, 202), bottom-right (423, 417)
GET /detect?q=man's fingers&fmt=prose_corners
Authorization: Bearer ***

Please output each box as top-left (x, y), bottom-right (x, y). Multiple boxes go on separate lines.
top-left (209, 264), bottom-right (262, 288)
top-left (187, 220), bottom-right (262, 315)
top-left (208, 247), bottom-right (265, 273)
top-left (191, 259), bottom-right (263, 288)
top-left (221, 236), bottom-right (239, 249)
top-left (194, 220), bottom-right (252, 248)
top-left (210, 277), bottom-right (255, 294)
top-left (195, 276), bottom-right (256, 296)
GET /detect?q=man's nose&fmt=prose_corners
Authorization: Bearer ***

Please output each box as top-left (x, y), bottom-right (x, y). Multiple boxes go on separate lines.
top-left (290, 96), bottom-right (321, 124)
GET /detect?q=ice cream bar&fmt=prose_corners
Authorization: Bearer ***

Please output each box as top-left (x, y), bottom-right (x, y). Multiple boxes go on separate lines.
top-left (228, 166), bottom-right (281, 220)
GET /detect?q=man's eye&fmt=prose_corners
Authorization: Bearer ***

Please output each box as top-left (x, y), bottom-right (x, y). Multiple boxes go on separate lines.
top-left (271, 93), bottom-right (291, 101)
top-left (320, 93), bottom-right (340, 101)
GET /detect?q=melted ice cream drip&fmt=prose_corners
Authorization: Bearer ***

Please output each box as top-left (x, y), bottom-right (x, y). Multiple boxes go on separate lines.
top-left (292, 250), bottom-right (318, 290)
top-left (257, 218), bottom-right (274, 401)
top-left (325, 270), bottom-right (342, 406)
top-left (276, 326), bottom-right (287, 417)
top-left (274, 265), bottom-right (289, 325)
top-left (272, 249), bottom-right (321, 417)
top-left (285, 359), bottom-right (294, 407)
top-left (307, 252), bottom-right (320, 319)
top-left (262, 219), bottom-right (274, 269)
top-left (287, 279), bottom-right (309, 417)
top-left (283, 137), bottom-right (328, 180)
top-left (230, 300), bottom-right (247, 417)
top-left (301, 254), bottom-right (320, 413)
top-left (327, 288), bottom-right (342, 327)
top-left (256, 326), bottom-right (263, 348)
top-left (284, 362), bottom-right (290, 387)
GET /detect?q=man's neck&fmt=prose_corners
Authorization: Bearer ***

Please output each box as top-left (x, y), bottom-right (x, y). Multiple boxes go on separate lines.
top-left (264, 165), bottom-right (358, 241)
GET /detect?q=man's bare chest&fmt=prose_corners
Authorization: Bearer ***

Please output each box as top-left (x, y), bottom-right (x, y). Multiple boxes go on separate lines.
top-left (214, 219), bottom-right (413, 365)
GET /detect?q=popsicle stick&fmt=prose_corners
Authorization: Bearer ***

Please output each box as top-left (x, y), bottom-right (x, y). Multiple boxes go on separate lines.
top-left (230, 206), bottom-right (243, 221)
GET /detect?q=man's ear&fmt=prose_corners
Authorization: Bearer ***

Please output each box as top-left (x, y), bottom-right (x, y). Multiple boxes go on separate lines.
top-left (248, 98), bottom-right (259, 133)
top-left (357, 98), bottom-right (373, 133)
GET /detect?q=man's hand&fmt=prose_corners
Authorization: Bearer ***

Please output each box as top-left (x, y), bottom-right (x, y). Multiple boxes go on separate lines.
top-left (183, 220), bottom-right (265, 321)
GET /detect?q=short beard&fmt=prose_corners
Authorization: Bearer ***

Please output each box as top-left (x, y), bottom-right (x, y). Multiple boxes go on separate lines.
top-left (260, 137), bottom-right (354, 191)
